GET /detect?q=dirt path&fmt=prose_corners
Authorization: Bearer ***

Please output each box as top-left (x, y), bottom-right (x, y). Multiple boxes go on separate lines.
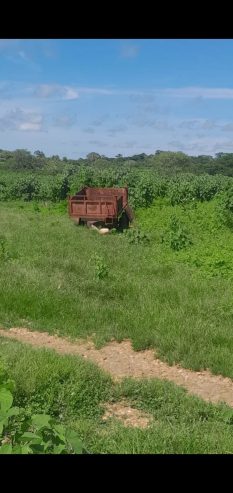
top-left (1, 327), bottom-right (233, 408)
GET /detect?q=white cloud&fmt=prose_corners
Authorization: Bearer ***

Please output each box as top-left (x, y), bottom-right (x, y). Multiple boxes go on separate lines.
top-left (120, 44), bottom-right (140, 58)
top-left (201, 120), bottom-right (218, 129)
top-left (163, 87), bottom-right (233, 99)
top-left (0, 107), bottom-right (43, 132)
top-left (34, 84), bottom-right (79, 100)
top-left (18, 122), bottom-right (42, 131)
top-left (33, 84), bottom-right (147, 101)
top-left (64, 87), bottom-right (79, 100)
top-left (18, 50), bottom-right (28, 61)
top-left (35, 84), bottom-right (59, 98)
top-left (221, 123), bottom-right (233, 132)
top-left (5, 80), bottom-right (233, 103)
top-left (179, 120), bottom-right (200, 129)
top-left (30, 84), bottom-right (233, 101)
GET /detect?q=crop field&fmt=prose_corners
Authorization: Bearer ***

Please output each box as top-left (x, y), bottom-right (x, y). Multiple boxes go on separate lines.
top-left (2, 157), bottom-right (233, 454)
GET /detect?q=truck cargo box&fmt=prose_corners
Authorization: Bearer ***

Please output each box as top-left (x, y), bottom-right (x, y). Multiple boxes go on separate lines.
top-left (68, 186), bottom-right (133, 229)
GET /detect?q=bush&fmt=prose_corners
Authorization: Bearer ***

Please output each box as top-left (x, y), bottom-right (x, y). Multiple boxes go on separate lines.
top-left (0, 363), bottom-right (84, 454)
top-left (129, 177), bottom-right (155, 208)
top-left (0, 235), bottom-right (10, 262)
top-left (217, 187), bottom-right (233, 228)
top-left (10, 177), bottom-right (41, 201)
top-left (0, 181), bottom-right (8, 201)
top-left (51, 175), bottom-right (70, 202)
top-left (168, 180), bottom-right (195, 206)
top-left (162, 215), bottom-right (193, 251)
top-left (124, 228), bottom-right (151, 245)
top-left (90, 254), bottom-right (109, 279)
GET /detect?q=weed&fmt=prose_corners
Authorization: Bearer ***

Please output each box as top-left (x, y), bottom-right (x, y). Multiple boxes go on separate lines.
top-left (0, 364), bottom-right (84, 454)
top-left (123, 228), bottom-right (151, 245)
top-left (162, 215), bottom-right (192, 251)
top-left (90, 254), bottom-right (109, 280)
top-left (0, 236), bottom-right (10, 262)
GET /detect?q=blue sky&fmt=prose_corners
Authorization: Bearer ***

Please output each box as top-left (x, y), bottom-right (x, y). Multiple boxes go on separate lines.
top-left (1, 39), bottom-right (233, 158)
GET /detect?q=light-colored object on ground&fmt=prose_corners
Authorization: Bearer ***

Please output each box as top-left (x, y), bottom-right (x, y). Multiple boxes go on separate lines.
top-left (90, 225), bottom-right (110, 234)
top-left (99, 228), bottom-right (110, 235)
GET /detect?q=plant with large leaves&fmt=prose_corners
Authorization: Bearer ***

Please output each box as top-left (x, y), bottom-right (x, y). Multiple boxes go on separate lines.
top-left (0, 367), bottom-right (85, 454)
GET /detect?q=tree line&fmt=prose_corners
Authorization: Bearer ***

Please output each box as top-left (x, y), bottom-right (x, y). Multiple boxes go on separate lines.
top-left (2, 148), bottom-right (233, 177)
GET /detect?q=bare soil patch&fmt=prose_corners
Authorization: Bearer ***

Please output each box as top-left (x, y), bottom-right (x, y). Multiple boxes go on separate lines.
top-left (1, 327), bottom-right (233, 407)
top-left (102, 400), bottom-right (152, 428)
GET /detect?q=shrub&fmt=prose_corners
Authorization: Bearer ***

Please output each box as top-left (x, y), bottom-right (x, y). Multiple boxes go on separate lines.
top-left (124, 228), bottom-right (151, 245)
top-left (217, 187), bottom-right (233, 228)
top-left (162, 215), bottom-right (193, 251)
top-left (0, 364), bottom-right (84, 454)
top-left (11, 177), bottom-right (41, 201)
top-left (0, 235), bottom-right (10, 262)
top-left (51, 175), bottom-right (70, 202)
top-left (90, 254), bottom-right (109, 279)
top-left (168, 181), bottom-right (195, 206)
top-left (129, 177), bottom-right (155, 208)
top-left (0, 181), bottom-right (8, 201)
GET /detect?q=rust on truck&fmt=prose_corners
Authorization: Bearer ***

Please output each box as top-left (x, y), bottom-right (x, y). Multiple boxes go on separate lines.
top-left (68, 186), bottom-right (133, 229)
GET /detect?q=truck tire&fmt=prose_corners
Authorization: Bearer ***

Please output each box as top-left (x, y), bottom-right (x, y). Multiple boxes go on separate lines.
top-left (118, 211), bottom-right (129, 231)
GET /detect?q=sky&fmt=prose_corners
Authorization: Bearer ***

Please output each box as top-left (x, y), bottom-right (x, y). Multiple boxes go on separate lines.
top-left (1, 39), bottom-right (233, 158)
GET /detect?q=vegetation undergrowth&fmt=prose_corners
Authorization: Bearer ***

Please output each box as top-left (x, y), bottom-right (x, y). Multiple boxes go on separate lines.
top-left (2, 338), bottom-right (233, 454)
top-left (2, 196), bottom-right (233, 379)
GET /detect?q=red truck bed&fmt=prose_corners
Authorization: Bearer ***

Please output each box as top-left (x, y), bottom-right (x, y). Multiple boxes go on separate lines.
top-left (68, 186), bottom-right (132, 228)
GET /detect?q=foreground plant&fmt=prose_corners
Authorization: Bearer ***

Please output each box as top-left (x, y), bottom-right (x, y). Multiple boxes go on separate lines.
top-left (123, 228), bottom-right (151, 245)
top-left (162, 215), bottom-right (192, 251)
top-left (0, 367), bottom-right (84, 454)
top-left (90, 254), bottom-right (109, 280)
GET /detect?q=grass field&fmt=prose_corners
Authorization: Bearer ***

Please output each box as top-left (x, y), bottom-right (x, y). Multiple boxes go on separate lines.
top-left (2, 336), bottom-right (233, 454)
top-left (2, 196), bottom-right (233, 453)
top-left (1, 199), bottom-right (233, 378)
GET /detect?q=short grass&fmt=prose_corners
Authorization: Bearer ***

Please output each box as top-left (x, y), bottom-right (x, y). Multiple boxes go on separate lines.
top-left (1, 199), bottom-right (233, 378)
top-left (2, 337), bottom-right (233, 454)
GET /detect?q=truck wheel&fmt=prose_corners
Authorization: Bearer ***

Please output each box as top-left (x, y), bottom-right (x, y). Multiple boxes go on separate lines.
top-left (118, 212), bottom-right (129, 231)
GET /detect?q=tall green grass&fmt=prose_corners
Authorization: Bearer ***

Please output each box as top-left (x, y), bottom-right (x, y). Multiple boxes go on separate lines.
top-left (1, 200), bottom-right (233, 378)
top-left (2, 337), bottom-right (233, 454)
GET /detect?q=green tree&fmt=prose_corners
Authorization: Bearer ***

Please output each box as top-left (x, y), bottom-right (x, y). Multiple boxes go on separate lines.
top-left (34, 150), bottom-right (45, 158)
top-left (86, 152), bottom-right (101, 162)
top-left (11, 149), bottom-right (34, 170)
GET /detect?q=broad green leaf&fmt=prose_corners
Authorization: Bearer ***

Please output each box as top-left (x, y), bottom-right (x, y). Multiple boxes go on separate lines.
top-left (21, 432), bottom-right (42, 444)
top-left (31, 414), bottom-right (51, 429)
top-left (13, 444), bottom-right (32, 454)
top-left (4, 379), bottom-right (15, 393)
top-left (42, 440), bottom-right (53, 451)
top-left (53, 444), bottom-right (66, 454)
top-left (0, 388), bottom-right (13, 412)
top-left (53, 424), bottom-right (66, 441)
top-left (66, 430), bottom-right (83, 454)
top-left (0, 417), bottom-right (9, 433)
top-left (20, 445), bottom-right (32, 455)
top-left (29, 443), bottom-right (46, 453)
top-left (12, 445), bottom-right (22, 454)
top-left (7, 406), bottom-right (20, 417)
top-left (0, 422), bottom-right (4, 435)
top-left (0, 443), bottom-right (12, 454)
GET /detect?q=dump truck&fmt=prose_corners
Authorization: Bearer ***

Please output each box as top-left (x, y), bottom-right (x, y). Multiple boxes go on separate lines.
top-left (68, 186), bottom-right (133, 230)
